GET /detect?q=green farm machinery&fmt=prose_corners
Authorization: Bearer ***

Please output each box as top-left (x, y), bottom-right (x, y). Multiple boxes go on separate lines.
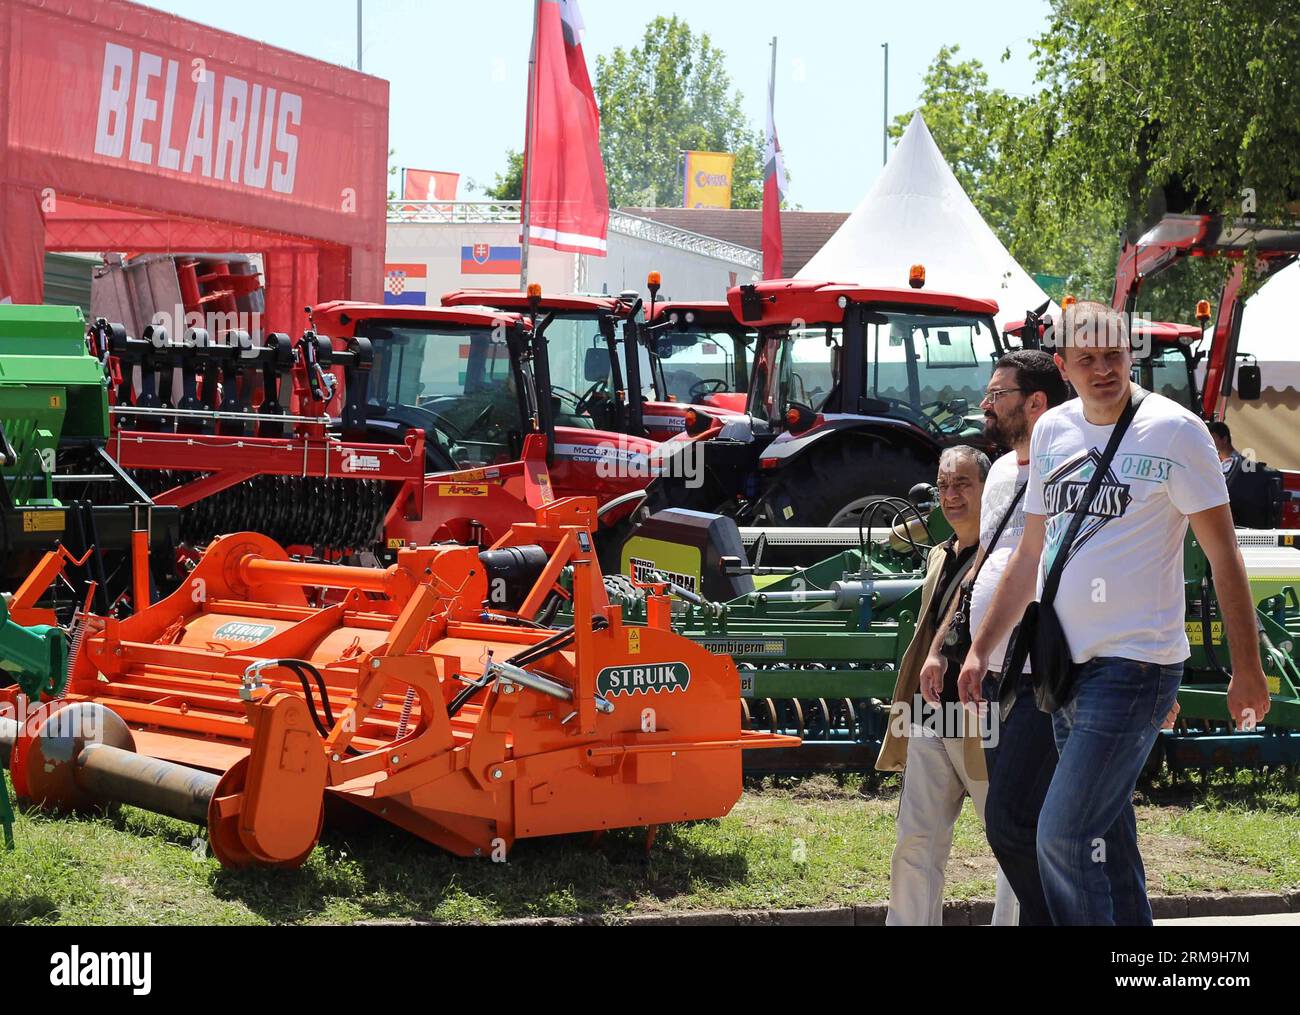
top-left (600, 505), bottom-right (1300, 776)
top-left (0, 305), bottom-right (179, 620)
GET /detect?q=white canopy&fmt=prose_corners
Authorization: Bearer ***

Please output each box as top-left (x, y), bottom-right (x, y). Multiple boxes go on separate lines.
top-left (1237, 260), bottom-right (1300, 393)
top-left (798, 113), bottom-right (1056, 330)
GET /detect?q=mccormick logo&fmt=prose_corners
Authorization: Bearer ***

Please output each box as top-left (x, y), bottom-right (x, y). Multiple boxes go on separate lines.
top-left (342, 454), bottom-right (382, 473)
top-left (212, 622), bottom-right (278, 645)
top-left (597, 663), bottom-right (692, 698)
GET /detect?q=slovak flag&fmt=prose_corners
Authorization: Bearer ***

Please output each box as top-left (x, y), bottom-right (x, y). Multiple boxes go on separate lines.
top-left (762, 84), bottom-right (789, 280)
top-left (384, 263), bottom-right (428, 306)
top-left (522, 0), bottom-right (609, 257)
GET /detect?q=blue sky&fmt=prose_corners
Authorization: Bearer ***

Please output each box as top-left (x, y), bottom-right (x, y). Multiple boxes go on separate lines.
top-left (137, 0), bottom-right (1052, 211)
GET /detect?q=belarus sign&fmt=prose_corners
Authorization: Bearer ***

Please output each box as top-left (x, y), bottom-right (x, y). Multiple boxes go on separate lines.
top-left (2, 0), bottom-right (386, 219)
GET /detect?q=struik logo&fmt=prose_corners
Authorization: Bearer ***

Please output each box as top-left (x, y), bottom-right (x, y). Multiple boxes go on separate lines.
top-left (597, 662), bottom-right (691, 698)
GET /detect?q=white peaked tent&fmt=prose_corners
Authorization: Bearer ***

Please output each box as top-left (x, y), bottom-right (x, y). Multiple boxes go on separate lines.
top-left (798, 113), bottom-right (1056, 330)
top-left (1222, 260), bottom-right (1300, 469)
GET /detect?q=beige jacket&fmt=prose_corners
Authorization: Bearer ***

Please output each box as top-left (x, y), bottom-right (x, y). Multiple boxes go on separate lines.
top-left (874, 540), bottom-right (988, 778)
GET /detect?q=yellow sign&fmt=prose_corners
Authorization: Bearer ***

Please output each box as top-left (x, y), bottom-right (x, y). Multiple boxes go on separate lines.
top-left (438, 484), bottom-right (489, 498)
top-left (387, 538), bottom-right (407, 550)
top-left (22, 511), bottom-right (65, 533)
top-left (1186, 621), bottom-right (1224, 647)
top-left (683, 151), bottom-right (736, 209)
top-left (628, 629), bottom-right (642, 656)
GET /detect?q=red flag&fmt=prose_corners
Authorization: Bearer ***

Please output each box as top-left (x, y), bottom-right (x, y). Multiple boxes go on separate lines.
top-left (404, 170), bottom-right (460, 202)
top-left (522, 0), bottom-right (609, 256)
top-left (762, 82), bottom-right (789, 280)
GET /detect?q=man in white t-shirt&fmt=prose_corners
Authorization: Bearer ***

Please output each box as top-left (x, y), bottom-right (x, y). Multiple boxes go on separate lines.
top-left (957, 302), bottom-right (1271, 926)
top-left (920, 349), bottom-right (1069, 925)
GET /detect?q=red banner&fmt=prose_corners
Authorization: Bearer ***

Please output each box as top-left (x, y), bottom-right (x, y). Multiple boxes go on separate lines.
top-left (404, 169), bottom-right (459, 202)
top-left (522, 0), bottom-right (608, 257)
top-left (0, 0), bottom-right (388, 314)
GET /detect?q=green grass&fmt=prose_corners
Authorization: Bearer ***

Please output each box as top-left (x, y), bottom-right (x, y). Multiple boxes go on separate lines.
top-left (1, 770), bottom-right (1296, 925)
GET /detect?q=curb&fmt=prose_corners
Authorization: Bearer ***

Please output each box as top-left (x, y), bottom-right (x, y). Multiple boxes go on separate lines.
top-left (358, 891), bottom-right (1300, 927)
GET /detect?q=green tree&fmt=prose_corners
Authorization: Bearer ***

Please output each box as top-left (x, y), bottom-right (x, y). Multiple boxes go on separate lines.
top-left (1027, 0), bottom-right (1300, 305)
top-left (470, 150), bottom-right (523, 201)
top-left (897, 34), bottom-right (1263, 322)
top-left (594, 16), bottom-right (765, 208)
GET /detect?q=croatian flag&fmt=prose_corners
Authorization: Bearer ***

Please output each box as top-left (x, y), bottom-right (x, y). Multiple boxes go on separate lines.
top-left (384, 263), bottom-right (428, 306)
top-left (461, 244), bottom-right (523, 276)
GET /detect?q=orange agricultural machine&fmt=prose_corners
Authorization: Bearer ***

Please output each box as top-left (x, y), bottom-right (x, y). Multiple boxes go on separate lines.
top-left (0, 498), bottom-right (793, 866)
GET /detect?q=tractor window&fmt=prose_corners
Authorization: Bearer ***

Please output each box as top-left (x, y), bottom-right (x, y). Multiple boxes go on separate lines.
top-left (656, 330), bottom-right (753, 403)
top-left (361, 324), bottom-right (523, 468)
top-left (1135, 344), bottom-right (1197, 411)
top-left (862, 312), bottom-right (997, 433)
top-left (535, 314), bottom-right (655, 428)
top-left (750, 325), bottom-right (842, 422)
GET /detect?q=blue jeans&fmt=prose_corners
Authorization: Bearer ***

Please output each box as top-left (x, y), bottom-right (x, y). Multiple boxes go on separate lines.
top-left (981, 673), bottom-right (1057, 927)
top-left (1036, 657), bottom-right (1183, 926)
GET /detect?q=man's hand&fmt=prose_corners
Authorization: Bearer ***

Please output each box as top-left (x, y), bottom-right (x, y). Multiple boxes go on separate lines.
top-left (957, 650), bottom-right (989, 705)
top-left (1227, 662), bottom-right (1272, 731)
top-left (919, 654), bottom-right (946, 704)
top-left (1162, 699), bottom-right (1181, 731)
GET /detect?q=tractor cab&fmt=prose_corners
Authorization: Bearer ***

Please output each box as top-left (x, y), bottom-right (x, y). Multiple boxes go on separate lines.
top-left (311, 303), bottom-right (542, 474)
top-left (645, 299), bottom-right (756, 422)
top-left (441, 289), bottom-right (652, 437)
top-left (729, 277), bottom-right (1007, 526)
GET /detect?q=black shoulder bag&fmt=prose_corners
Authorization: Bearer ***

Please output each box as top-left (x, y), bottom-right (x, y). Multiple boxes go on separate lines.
top-left (940, 482), bottom-right (1028, 668)
top-left (1001, 389), bottom-right (1148, 714)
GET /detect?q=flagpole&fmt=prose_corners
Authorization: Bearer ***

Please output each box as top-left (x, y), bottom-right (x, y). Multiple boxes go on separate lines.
top-left (357, 0), bottom-right (363, 72)
top-left (520, 0), bottom-right (541, 290)
top-left (881, 42), bottom-right (889, 166)
top-left (769, 37), bottom-right (778, 124)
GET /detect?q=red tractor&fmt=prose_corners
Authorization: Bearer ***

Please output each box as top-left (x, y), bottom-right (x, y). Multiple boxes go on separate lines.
top-left (1110, 211), bottom-right (1300, 525)
top-left (730, 276), bottom-right (1011, 527)
top-left (644, 298), bottom-right (756, 421)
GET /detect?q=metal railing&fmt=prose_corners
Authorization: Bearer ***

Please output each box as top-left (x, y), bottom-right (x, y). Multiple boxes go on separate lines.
top-left (387, 201), bottom-right (761, 269)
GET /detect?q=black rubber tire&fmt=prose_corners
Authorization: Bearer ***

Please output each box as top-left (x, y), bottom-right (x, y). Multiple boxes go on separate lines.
top-left (753, 440), bottom-right (936, 528)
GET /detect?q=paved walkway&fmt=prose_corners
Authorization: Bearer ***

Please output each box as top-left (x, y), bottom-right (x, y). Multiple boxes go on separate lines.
top-left (1157, 913), bottom-right (1300, 926)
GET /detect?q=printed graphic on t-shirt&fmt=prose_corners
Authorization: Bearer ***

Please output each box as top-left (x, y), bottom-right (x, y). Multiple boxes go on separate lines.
top-left (1040, 448), bottom-right (1133, 573)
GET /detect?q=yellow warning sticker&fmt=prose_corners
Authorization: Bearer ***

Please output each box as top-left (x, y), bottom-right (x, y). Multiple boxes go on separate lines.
top-left (628, 629), bottom-right (642, 656)
top-left (1269, 676), bottom-right (1282, 695)
top-left (22, 511), bottom-right (65, 534)
top-left (48, 394), bottom-right (63, 409)
top-left (387, 538), bottom-right (406, 550)
top-left (1284, 535), bottom-right (1296, 547)
top-left (439, 484), bottom-right (489, 498)
top-left (1186, 621), bottom-right (1224, 646)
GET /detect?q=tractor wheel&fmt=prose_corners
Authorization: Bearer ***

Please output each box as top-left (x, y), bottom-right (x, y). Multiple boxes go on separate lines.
top-left (754, 442), bottom-right (936, 528)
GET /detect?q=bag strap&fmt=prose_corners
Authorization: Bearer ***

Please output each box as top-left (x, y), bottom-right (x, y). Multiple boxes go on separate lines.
top-left (933, 539), bottom-right (980, 623)
top-left (965, 481), bottom-right (1028, 593)
top-left (1040, 387), bottom-right (1148, 606)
